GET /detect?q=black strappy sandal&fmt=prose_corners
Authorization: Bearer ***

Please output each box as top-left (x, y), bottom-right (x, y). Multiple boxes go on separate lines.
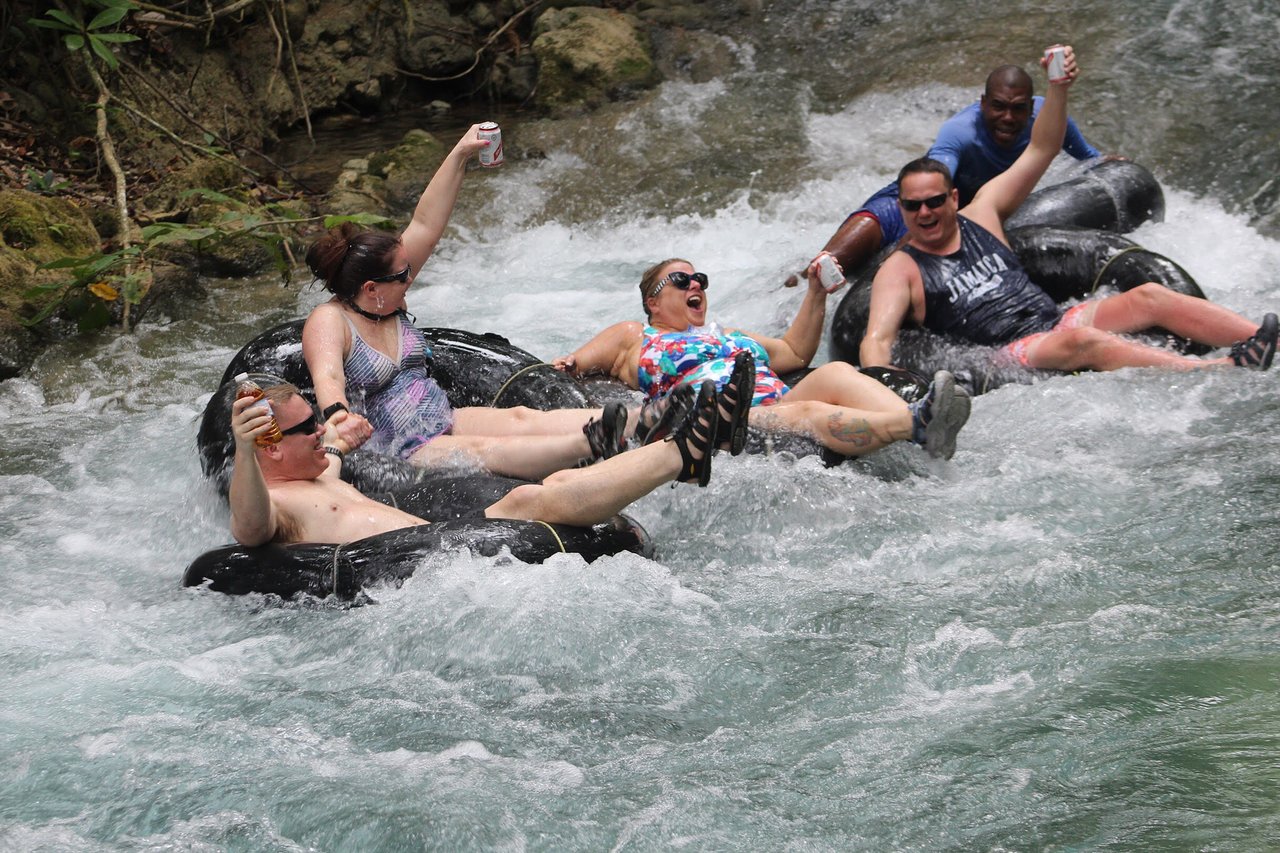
top-left (1230, 312), bottom-right (1278, 370)
top-left (635, 383), bottom-right (697, 446)
top-left (583, 401), bottom-right (628, 461)
top-left (716, 351), bottom-right (754, 456)
top-left (668, 379), bottom-right (719, 487)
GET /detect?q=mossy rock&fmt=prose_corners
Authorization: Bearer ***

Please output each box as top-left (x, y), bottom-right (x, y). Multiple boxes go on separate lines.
top-left (138, 156), bottom-right (244, 214)
top-left (368, 129), bottom-right (448, 209)
top-left (0, 189), bottom-right (100, 261)
top-left (0, 189), bottom-right (99, 318)
top-left (325, 156), bottom-right (392, 219)
top-left (533, 7), bottom-right (659, 115)
top-left (0, 190), bottom-right (101, 377)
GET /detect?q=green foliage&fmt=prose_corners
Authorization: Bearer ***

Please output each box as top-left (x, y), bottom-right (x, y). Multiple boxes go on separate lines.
top-left (324, 212), bottom-right (399, 230)
top-left (24, 169), bottom-right (72, 195)
top-left (27, 0), bottom-right (139, 70)
top-left (23, 189), bottom-right (319, 332)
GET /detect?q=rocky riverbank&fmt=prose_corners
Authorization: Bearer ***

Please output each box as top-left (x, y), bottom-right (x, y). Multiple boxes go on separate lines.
top-left (0, 0), bottom-right (754, 378)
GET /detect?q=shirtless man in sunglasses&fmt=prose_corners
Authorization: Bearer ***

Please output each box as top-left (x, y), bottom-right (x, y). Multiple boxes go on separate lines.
top-left (227, 379), bottom-right (748, 547)
top-left (860, 45), bottom-right (1278, 375)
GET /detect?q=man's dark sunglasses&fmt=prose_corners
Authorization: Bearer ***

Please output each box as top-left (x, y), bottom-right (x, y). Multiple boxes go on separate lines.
top-left (899, 193), bottom-right (949, 213)
top-left (279, 411), bottom-right (319, 437)
top-left (370, 265), bottom-right (411, 283)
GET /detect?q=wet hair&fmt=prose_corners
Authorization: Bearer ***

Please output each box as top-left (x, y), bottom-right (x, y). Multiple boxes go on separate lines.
top-left (639, 258), bottom-right (691, 317)
top-left (896, 157), bottom-right (954, 193)
top-left (262, 382), bottom-right (302, 408)
top-left (984, 64), bottom-right (1033, 98)
top-left (304, 223), bottom-right (401, 302)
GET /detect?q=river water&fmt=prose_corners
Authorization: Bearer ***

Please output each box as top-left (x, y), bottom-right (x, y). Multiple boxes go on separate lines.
top-left (4, 1), bottom-right (1279, 850)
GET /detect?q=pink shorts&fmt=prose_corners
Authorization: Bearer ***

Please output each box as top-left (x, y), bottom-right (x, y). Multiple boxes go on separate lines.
top-left (1001, 303), bottom-right (1093, 367)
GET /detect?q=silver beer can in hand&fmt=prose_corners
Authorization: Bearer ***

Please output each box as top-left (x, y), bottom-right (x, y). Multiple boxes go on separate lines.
top-left (815, 252), bottom-right (846, 294)
top-left (1045, 46), bottom-right (1068, 84)
top-left (477, 121), bottom-right (503, 167)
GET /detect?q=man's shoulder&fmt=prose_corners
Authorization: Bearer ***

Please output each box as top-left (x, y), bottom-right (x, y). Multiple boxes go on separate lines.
top-left (876, 247), bottom-right (922, 279)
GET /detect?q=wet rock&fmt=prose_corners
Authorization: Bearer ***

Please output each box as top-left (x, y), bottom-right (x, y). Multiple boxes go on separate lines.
top-left (489, 52), bottom-right (539, 103)
top-left (634, 0), bottom-right (714, 28)
top-left (398, 2), bottom-right (478, 74)
top-left (0, 190), bottom-right (101, 377)
top-left (650, 23), bottom-right (741, 82)
top-left (533, 7), bottom-right (659, 115)
top-left (369, 130), bottom-right (449, 210)
top-left (138, 155), bottom-right (242, 216)
top-left (326, 157), bottom-right (391, 217)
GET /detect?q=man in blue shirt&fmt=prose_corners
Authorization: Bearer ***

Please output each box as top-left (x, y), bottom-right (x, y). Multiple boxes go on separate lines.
top-left (801, 63), bottom-right (1103, 283)
top-left (859, 46), bottom-right (1277, 376)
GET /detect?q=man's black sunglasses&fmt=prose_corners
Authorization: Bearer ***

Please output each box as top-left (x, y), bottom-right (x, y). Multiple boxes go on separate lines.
top-left (279, 411), bottom-right (319, 437)
top-left (370, 265), bottom-right (412, 283)
top-left (899, 193), bottom-right (949, 213)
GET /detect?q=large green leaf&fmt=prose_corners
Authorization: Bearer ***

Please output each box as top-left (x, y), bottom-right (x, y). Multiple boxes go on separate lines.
top-left (40, 9), bottom-right (81, 29)
top-left (87, 5), bottom-right (130, 29)
top-left (88, 34), bottom-right (119, 68)
top-left (324, 213), bottom-right (397, 229)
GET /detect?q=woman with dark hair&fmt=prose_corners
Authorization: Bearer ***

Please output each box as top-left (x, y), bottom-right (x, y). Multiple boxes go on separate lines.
top-left (302, 126), bottom-right (648, 480)
top-left (554, 258), bottom-right (972, 460)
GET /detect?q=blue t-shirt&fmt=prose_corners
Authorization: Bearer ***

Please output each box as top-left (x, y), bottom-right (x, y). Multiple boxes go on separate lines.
top-left (854, 97), bottom-right (1101, 246)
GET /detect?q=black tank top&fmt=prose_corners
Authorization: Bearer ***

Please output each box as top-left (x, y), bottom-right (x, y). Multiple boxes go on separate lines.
top-left (900, 216), bottom-right (1061, 344)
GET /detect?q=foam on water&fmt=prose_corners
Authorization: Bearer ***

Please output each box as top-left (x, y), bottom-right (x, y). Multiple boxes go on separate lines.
top-left (4, 7), bottom-right (1280, 849)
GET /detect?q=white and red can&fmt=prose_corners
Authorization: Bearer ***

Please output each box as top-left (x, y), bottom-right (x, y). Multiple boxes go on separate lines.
top-left (815, 252), bottom-right (846, 294)
top-left (477, 121), bottom-right (503, 167)
top-left (1045, 46), bottom-right (1068, 84)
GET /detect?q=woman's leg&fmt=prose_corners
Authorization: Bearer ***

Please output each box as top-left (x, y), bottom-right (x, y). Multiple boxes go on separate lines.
top-left (453, 405), bottom-right (596, 436)
top-left (408, 433), bottom-right (590, 480)
top-left (751, 399), bottom-right (910, 456)
top-left (783, 362), bottom-right (913, 412)
top-left (486, 387), bottom-right (721, 526)
top-left (754, 366), bottom-right (968, 459)
top-left (763, 362), bottom-right (913, 455)
top-left (455, 404), bottom-right (643, 444)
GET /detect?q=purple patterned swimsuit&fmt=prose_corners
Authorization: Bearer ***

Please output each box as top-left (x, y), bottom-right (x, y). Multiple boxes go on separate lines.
top-left (343, 314), bottom-right (454, 459)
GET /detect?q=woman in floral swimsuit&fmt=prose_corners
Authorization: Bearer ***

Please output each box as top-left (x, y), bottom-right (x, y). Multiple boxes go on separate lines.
top-left (554, 258), bottom-right (972, 461)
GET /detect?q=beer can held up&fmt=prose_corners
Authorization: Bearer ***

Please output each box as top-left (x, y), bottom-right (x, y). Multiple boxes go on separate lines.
top-left (1045, 46), bottom-right (1068, 84)
top-left (478, 122), bottom-right (503, 168)
top-left (815, 253), bottom-right (846, 294)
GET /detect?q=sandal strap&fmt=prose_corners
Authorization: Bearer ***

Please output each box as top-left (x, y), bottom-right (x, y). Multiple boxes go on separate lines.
top-left (715, 351), bottom-right (753, 456)
top-left (670, 380), bottom-right (718, 486)
top-left (637, 384), bottom-right (696, 446)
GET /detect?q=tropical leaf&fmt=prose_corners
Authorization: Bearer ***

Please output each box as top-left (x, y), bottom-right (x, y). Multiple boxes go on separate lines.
top-left (40, 9), bottom-right (81, 29)
top-left (88, 35), bottom-right (119, 68)
top-left (88, 281), bottom-right (120, 300)
top-left (324, 212), bottom-right (397, 228)
top-left (180, 188), bottom-right (240, 205)
top-left (87, 6), bottom-right (130, 29)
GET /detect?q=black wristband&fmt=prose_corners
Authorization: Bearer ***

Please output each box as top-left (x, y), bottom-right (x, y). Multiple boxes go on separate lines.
top-left (321, 445), bottom-right (345, 461)
top-left (322, 402), bottom-right (349, 420)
